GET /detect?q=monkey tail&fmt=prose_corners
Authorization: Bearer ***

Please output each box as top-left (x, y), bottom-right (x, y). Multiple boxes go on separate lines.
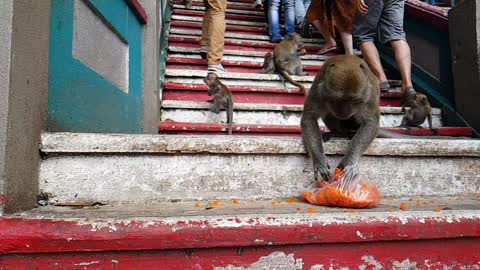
top-left (227, 96), bottom-right (233, 135)
top-left (377, 128), bottom-right (469, 140)
top-left (278, 70), bottom-right (306, 94)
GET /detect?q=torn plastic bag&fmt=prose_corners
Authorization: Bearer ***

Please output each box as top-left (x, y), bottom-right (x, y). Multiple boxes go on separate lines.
top-left (302, 166), bottom-right (381, 208)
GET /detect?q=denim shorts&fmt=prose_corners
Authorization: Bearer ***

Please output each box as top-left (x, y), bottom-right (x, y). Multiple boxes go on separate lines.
top-left (352, 0), bottom-right (406, 47)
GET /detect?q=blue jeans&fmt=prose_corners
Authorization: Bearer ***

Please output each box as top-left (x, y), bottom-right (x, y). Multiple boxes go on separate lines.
top-left (294, 0), bottom-right (311, 24)
top-left (268, 0), bottom-right (295, 41)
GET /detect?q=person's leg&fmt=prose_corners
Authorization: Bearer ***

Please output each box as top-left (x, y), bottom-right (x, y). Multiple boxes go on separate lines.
top-left (311, 20), bottom-right (336, 48)
top-left (206, 0), bottom-right (227, 65)
top-left (268, 0), bottom-right (282, 42)
top-left (389, 40), bottom-right (412, 89)
top-left (379, 0), bottom-right (412, 90)
top-left (352, 0), bottom-right (388, 86)
top-left (294, 0), bottom-right (306, 24)
top-left (336, 24), bottom-right (353, 55)
top-left (283, 0), bottom-right (296, 38)
top-left (200, 0), bottom-right (211, 47)
top-left (359, 42), bottom-right (388, 83)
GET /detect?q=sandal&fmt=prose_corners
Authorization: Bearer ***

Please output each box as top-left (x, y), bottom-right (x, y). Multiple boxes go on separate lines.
top-left (317, 46), bottom-right (337, 55)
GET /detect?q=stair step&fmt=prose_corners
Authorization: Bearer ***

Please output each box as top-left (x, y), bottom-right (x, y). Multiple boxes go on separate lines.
top-left (159, 122), bottom-right (472, 136)
top-left (3, 198), bottom-right (480, 266)
top-left (39, 132), bottom-right (480, 203)
top-left (172, 0), bottom-right (264, 11)
top-left (166, 56), bottom-right (321, 75)
top-left (171, 20), bottom-right (267, 35)
top-left (173, 4), bottom-right (265, 16)
top-left (170, 27), bottom-right (325, 44)
top-left (163, 82), bottom-right (403, 106)
top-left (171, 14), bottom-right (267, 27)
top-left (173, 9), bottom-right (266, 22)
top-left (168, 35), bottom-right (326, 52)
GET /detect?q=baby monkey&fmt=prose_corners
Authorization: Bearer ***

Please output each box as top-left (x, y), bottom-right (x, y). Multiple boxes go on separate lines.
top-left (400, 93), bottom-right (433, 129)
top-left (203, 72), bottom-right (234, 135)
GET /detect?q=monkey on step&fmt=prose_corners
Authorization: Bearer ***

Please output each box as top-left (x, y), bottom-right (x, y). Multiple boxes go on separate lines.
top-left (270, 33), bottom-right (308, 94)
top-left (399, 93), bottom-right (433, 129)
top-left (203, 72), bottom-right (234, 135)
top-left (301, 55), bottom-right (381, 182)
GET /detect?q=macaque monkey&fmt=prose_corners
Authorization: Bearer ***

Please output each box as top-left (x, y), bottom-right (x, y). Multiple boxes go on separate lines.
top-left (203, 72), bottom-right (234, 135)
top-left (273, 33), bottom-right (308, 94)
top-left (261, 52), bottom-right (286, 86)
top-left (400, 93), bottom-right (433, 129)
top-left (302, 55), bottom-right (457, 181)
top-left (301, 55), bottom-right (380, 181)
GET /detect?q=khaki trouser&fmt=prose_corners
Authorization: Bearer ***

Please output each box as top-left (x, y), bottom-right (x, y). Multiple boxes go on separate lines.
top-left (201, 0), bottom-right (227, 65)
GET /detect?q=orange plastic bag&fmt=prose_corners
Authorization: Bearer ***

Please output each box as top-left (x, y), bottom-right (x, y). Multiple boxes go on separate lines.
top-left (302, 166), bottom-right (381, 208)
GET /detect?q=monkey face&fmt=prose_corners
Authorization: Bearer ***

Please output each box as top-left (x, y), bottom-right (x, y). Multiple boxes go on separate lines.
top-left (326, 99), bottom-right (360, 120)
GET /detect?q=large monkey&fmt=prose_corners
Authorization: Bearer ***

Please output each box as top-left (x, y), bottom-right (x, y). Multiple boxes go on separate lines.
top-left (273, 33), bottom-right (308, 94)
top-left (302, 55), bottom-right (459, 182)
top-left (301, 55), bottom-right (380, 181)
top-left (203, 73), bottom-right (234, 135)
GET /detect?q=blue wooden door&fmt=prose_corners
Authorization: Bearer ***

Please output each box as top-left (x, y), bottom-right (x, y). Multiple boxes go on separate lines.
top-left (49, 0), bottom-right (144, 133)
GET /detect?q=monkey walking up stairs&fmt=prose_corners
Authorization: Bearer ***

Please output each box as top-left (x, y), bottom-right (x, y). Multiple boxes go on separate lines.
top-left (5, 0), bottom-right (479, 267)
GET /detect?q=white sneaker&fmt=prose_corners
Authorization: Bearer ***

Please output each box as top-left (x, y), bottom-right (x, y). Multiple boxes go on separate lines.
top-left (252, 0), bottom-right (262, 8)
top-left (208, 64), bottom-right (227, 72)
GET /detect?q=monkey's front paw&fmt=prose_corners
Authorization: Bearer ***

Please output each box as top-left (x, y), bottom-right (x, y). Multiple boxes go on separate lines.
top-left (314, 163), bottom-right (332, 182)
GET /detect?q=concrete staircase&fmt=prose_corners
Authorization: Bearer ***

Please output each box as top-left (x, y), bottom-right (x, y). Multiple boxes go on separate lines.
top-left (2, 0), bottom-right (480, 268)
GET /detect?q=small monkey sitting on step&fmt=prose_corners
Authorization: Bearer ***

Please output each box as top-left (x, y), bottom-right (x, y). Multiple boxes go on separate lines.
top-left (400, 93), bottom-right (433, 129)
top-left (203, 72), bottom-right (234, 135)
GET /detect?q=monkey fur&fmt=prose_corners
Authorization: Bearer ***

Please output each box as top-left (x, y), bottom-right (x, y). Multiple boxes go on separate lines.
top-left (261, 52), bottom-right (286, 86)
top-left (272, 33), bottom-right (308, 94)
top-left (203, 72), bottom-right (234, 135)
top-left (399, 93), bottom-right (433, 129)
top-left (301, 55), bottom-right (381, 181)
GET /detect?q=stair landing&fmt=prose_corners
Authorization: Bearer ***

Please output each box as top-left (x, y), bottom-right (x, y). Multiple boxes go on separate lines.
top-left (2, 197), bottom-right (480, 268)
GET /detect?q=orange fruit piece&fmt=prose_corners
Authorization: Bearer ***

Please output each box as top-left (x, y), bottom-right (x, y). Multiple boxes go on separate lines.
top-left (409, 198), bottom-right (413, 202)
top-left (388, 209), bottom-right (395, 212)
top-left (475, 194), bottom-right (480, 199)
top-left (433, 207), bottom-right (441, 212)
top-left (399, 203), bottom-right (407, 211)
top-left (307, 207), bottom-right (316, 213)
top-left (194, 202), bottom-right (201, 207)
top-left (277, 200), bottom-right (282, 204)
top-left (430, 200), bottom-right (435, 203)
top-left (271, 201), bottom-right (277, 205)
top-left (287, 198), bottom-right (295, 203)
top-left (233, 199), bottom-right (240, 204)
top-left (347, 209), bottom-right (357, 213)
top-left (423, 201), bottom-right (428, 206)
top-left (213, 200), bottom-right (220, 206)
top-left (416, 200), bottom-right (422, 206)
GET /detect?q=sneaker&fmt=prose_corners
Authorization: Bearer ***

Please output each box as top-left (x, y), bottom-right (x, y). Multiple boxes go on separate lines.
top-left (300, 20), bottom-right (311, 38)
top-left (379, 81), bottom-right (391, 92)
top-left (208, 64), bottom-right (227, 72)
top-left (252, 0), bottom-right (262, 8)
top-left (199, 45), bottom-right (208, 59)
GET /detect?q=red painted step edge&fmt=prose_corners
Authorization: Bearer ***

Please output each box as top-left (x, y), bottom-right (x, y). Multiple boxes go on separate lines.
top-left (1, 214), bottom-right (479, 254)
top-left (171, 20), bottom-right (266, 34)
top-left (164, 83), bottom-right (403, 98)
top-left (2, 239), bottom-right (480, 269)
top-left (173, 9), bottom-right (265, 22)
top-left (158, 122), bottom-right (474, 137)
